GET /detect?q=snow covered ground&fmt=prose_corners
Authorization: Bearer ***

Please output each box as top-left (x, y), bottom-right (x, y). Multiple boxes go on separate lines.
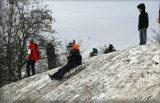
top-left (0, 43), bottom-right (160, 103)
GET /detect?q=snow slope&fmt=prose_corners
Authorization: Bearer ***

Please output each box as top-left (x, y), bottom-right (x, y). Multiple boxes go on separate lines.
top-left (0, 43), bottom-right (160, 103)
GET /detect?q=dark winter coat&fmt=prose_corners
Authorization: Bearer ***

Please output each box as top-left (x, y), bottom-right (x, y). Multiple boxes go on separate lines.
top-left (137, 3), bottom-right (149, 30)
top-left (67, 49), bottom-right (82, 66)
top-left (46, 46), bottom-right (56, 69)
top-left (104, 44), bottom-right (116, 54)
top-left (104, 48), bottom-right (116, 54)
top-left (50, 49), bottom-right (82, 80)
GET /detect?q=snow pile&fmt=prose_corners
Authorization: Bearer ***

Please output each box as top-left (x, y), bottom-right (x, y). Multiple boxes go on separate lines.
top-left (0, 43), bottom-right (160, 103)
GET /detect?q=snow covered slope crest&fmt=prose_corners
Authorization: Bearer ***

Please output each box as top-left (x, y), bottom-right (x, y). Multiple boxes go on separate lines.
top-left (0, 43), bottom-right (160, 103)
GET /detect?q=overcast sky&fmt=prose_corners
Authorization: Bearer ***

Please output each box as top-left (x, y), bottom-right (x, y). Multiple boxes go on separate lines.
top-left (42, 0), bottom-right (159, 55)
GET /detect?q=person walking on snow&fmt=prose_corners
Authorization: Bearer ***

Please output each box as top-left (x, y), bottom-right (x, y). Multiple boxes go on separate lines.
top-left (26, 39), bottom-right (40, 77)
top-left (137, 3), bottom-right (149, 45)
top-left (46, 43), bottom-right (56, 70)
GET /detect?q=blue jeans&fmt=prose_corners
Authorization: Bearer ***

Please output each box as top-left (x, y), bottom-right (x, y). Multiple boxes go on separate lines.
top-left (139, 28), bottom-right (147, 45)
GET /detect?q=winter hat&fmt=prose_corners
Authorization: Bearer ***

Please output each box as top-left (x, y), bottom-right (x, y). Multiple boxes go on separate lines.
top-left (30, 38), bottom-right (34, 43)
top-left (46, 43), bottom-right (53, 49)
top-left (109, 44), bottom-right (113, 50)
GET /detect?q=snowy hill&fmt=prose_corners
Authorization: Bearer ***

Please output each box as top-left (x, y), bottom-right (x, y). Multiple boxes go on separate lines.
top-left (0, 43), bottom-right (160, 103)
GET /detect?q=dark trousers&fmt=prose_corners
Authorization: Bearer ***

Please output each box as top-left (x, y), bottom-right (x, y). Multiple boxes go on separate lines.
top-left (52, 62), bottom-right (76, 79)
top-left (26, 59), bottom-right (35, 76)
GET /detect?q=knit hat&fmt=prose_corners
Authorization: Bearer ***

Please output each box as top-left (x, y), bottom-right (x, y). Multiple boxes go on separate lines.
top-left (109, 44), bottom-right (113, 50)
top-left (30, 38), bottom-right (34, 43)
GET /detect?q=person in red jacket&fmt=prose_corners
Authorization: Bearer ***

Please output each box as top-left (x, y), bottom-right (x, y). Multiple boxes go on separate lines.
top-left (26, 39), bottom-right (40, 76)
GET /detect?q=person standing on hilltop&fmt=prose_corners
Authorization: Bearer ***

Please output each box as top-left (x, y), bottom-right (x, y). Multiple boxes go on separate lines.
top-left (26, 39), bottom-right (40, 77)
top-left (46, 43), bottom-right (56, 70)
top-left (137, 3), bottom-right (149, 45)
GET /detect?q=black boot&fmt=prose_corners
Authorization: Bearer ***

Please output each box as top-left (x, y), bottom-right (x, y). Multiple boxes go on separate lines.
top-left (48, 74), bottom-right (54, 80)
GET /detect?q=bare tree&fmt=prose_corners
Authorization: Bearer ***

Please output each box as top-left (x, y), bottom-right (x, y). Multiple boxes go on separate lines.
top-left (98, 44), bottom-right (107, 54)
top-left (0, 0), bottom-right (60, 86)
top-left (0, 0), bottom-right (5, 87)
top-left (151, 28), bottom-right (160, 43)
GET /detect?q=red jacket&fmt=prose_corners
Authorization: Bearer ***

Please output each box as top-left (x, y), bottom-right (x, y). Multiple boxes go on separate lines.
top-left (28, 43), bottom-right (40, 62)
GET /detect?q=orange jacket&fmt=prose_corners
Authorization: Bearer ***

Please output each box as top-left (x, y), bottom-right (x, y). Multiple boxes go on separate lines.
top-left (73, 44), bottom-right (80, 52)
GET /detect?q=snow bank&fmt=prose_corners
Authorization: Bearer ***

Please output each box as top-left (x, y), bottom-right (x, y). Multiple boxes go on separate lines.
top-left (0, 43), bottom-right (160, 103)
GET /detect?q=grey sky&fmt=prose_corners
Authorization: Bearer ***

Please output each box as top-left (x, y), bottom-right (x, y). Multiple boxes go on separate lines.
top-left (43, 0), bottom-right (159, 54)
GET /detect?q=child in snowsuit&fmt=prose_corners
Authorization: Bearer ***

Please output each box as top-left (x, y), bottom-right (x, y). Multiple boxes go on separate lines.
top-left (90, 48), bottom-right (98, 57)
top-left (104, 44), bottom-right (116, 54)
